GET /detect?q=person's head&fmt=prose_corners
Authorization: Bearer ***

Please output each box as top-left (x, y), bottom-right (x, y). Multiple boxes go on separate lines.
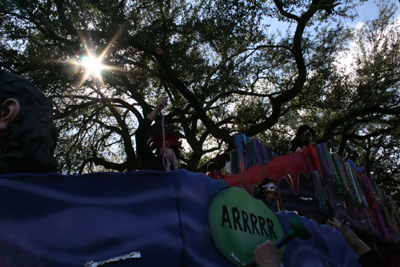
top-left (148, 123), bottom-right (183, 158)
top-left (207, 162), bottom-right (220, 172)
top-left (345, 146), bottom-right (358, 160)
top-left (0, 71), bottom-right (58, 174)
top-left (296, 125), bottom-right (316, 142)
top-left (256, 177), bottom-right (277, 203)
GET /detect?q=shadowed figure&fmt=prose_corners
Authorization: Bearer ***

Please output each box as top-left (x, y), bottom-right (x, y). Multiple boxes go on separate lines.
top-left (0, 70), bottom-right (57, 174)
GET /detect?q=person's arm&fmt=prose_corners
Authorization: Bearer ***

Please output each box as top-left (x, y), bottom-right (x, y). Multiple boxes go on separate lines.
top-left (138, 97), bottom-right (179, 170)
top-left (288, 139), bottom-right (295, 152)
top-left (254, 240), bottom-right (283, 267)
top-left (289, 138), bottom-right (303, 153)
top-left (135, 97), bottom-right (168, 170)
top-left (147, 97), bottom-right (167, 121)
top-left (135, 117), bottom-right (158, 169)
top-left (328, 218), bottom-right (386, 267)
top-left (327, 218), bottom-right (370, 255)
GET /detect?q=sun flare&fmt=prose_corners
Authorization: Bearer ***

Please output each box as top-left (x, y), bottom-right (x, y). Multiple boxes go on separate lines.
top-left (82, 55), bottom-right (104, 76)
top-left (68, 28), bottom-right (124, 89)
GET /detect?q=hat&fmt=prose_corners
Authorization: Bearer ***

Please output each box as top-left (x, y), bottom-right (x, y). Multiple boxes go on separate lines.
top-left (207, 162), bottom-right (220, 172)
top-left (296, 125), bottom-right (316, 138)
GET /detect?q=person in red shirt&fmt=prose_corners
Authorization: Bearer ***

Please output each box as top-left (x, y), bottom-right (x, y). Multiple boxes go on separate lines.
top-left (206, 162), bottom-right (226, 180)
top-left (289, 125), bottom-right (316, 153)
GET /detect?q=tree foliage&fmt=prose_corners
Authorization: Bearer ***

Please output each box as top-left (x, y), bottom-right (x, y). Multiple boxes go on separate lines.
top-left (0, 1), bottom-right (386, 180)
top-left (3, 0), bottom-right (399, 201)
top-left (271, 1), bottom-right (400, 201)
top-left (1, 0), bottom-right (363, 174)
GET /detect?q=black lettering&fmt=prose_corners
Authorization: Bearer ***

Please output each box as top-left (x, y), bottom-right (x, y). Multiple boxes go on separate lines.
top-left (221, 205), bottom-right (232, 229)
top-left (266, 218), bottom-right (277, 239)
top-left (250, 213), bottom-right (260, 236)
top-left (258, 216), bottom-right (269, 237)
top-left (232, 207), bottom-right (243, 231)
top-left (241, 210), bottom-right (252, 234)
top-left (221, 206), bottom-right (277, 237)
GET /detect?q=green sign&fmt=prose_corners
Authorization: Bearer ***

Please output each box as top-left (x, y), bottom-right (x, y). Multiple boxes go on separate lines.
top-left (208, 187), bottom-right (285, 266)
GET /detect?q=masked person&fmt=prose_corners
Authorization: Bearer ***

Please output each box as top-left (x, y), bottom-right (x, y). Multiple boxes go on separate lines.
top-left (255, 178), bottom-right (279, 212)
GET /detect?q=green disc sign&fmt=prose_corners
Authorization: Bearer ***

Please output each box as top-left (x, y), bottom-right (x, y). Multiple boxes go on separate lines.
top-left (208, 187), bottom-right (285, 266)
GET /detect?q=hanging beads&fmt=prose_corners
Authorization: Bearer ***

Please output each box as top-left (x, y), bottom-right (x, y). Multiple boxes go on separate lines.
top-left (161, 101), bottom-right (178, 172)
top-left (161, 108), bottom-right (171, 172)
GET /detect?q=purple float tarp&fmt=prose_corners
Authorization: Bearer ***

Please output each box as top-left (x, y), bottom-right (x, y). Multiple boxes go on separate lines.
top-left (0, 169), bottom-right (360, 266)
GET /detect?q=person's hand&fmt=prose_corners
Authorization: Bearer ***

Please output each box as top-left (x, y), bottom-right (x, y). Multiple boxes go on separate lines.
top-left (147, 97), bottom-right (168, 121)
top-left (160, 147), bottom-right (176, 163)
top-left (295, 147), bottom-right (302, 153)
top-left (327, 217), bottom-right (347, 233)
top-left (254, 240), bottom-right (283, 267)
top-left (155, 97), bottom-right (168, 113)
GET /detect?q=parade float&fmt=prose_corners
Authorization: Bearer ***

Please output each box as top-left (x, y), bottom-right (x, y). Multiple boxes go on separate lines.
top-left (1, 124), bottom-right (399, 266)
top-left (225, 134), bottom-right (400, 259)
top-left (1, 134), bottom-right (399, 266)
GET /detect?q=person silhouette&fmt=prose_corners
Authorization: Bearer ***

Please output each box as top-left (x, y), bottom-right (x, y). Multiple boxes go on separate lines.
top-left (0, 70), bottom-right (57, 174)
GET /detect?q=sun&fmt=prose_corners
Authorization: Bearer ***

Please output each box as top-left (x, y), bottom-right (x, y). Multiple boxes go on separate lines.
top-left (69, 29), bottom-right (124, 89)
top-left (81, 55), bottom-right (104, 78)
top-left (69, 52), bottom-right (108, 88)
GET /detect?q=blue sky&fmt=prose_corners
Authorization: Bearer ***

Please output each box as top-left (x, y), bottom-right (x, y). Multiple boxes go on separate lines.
top-left (354, 0), bottom-right (400, 24)
top-left (262, 1), bottom-right (400, 34)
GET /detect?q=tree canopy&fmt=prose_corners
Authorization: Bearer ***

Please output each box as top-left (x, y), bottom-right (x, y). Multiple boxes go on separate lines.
top-left (293, 2), bottom-right (400, 200)
top-left (1, 0), bottom-right (399, 199)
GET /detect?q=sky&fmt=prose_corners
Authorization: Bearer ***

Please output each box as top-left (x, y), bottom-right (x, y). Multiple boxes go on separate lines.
top-left (262, 0), bottom-right (400, 35)
top-left (258, 0), bottom-right (400, 74)
top-left (353, 0), bottom-right (400, 25)
top-left (335, 0), bottom-right (400, 71)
